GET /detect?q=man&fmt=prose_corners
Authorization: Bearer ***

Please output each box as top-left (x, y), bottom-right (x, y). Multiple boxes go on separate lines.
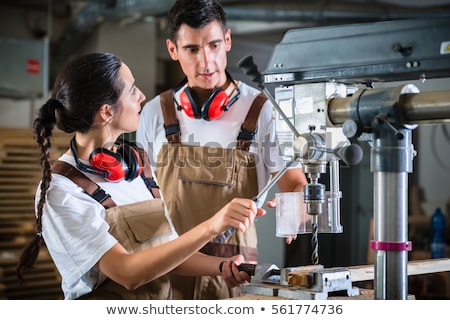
top-left (136, 0), bottom-right (307, 299)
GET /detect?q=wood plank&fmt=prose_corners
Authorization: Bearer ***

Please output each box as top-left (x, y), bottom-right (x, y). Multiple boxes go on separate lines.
top-left (0, 213), bottom-right (34, 219)
top-left (0, 163), bottom-right (40, 169)
top-left (0, 197), bottom-right (35, 204)
top-left (2, 260), bottom-right (57, 270)
top-left (6, 289), bottom-right (63, 300)
top-left (0, 178), bottom-right (37, 184)
top-left (0, 173), bottom-right (38, 178)
top-left (0, 240), bottom-right (31, 247)
top-left (0, 212), bottom-right (34, 218)
top-left (5, 279), bottom-right (62, 291)
top-left (3, 271), bottom-right (61, 283)
top-left (348, 258), bottom-right (450, 282)
top-left (0, 204), bottom-right (34, 210)
top-left (0, 227), bottom-right (34, 235)
top-left (0, 185), bottom-right (38, 191)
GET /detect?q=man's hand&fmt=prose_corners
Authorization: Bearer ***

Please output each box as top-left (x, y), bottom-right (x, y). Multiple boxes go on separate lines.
top-left (266, 196), bottom-right (297, 244)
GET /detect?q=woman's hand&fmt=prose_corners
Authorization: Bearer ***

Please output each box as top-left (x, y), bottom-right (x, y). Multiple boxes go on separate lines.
top-left (219, 255), bottom-right (252, 288)
top-left (209, 198), bottom-right (265, 236)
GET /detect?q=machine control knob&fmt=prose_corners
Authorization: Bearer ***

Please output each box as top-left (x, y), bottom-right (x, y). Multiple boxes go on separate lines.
top-left (342, 119), bottom-right (360, 139)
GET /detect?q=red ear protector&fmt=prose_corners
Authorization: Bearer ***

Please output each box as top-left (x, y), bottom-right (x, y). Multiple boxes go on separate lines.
top-left (70, 137), bottom-right (143, 182)
top-left (173, 71), bottom-right (240, 121)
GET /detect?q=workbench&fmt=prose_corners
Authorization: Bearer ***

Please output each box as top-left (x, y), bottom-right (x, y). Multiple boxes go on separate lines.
top-left (234, 258), bottom-right (450, 300)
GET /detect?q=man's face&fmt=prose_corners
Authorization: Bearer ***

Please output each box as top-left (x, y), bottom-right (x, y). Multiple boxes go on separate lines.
top-left (166, 19), bottom-right (231, 90)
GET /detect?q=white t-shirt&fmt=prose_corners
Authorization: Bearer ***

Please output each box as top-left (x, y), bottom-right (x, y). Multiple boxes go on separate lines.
top-left (136, 81), bottom-right (286, 204)
top-left (39, 154), bottom-right (177, 299)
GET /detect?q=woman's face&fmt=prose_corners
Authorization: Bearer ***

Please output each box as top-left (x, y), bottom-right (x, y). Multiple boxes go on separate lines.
top-left (112, 63), bottom-right (146, 133)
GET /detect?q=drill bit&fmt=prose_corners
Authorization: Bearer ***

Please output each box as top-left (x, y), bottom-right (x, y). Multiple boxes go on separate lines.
top-left (311, 216), bottom-right (319, 265)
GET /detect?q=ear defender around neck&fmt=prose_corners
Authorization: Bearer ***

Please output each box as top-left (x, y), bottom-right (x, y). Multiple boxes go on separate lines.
top-left (173, 71), bottom-right (240, 121)
top-left (70, 137), bottom-right (143, 182)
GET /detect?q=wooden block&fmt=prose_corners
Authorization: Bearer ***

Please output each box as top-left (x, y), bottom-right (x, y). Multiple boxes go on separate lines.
top-left (287, 265), bottom-right (324, 287)
top-left (288, 273), bottom-right (310, 287)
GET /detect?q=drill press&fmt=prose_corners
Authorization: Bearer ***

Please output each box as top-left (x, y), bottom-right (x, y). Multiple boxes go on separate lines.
top-left (238, 17), bottom-right (450, 299)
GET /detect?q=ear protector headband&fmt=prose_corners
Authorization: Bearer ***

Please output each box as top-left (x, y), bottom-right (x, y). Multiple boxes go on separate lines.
top-left (173, 71), bottom-right (240, 121)
top-left (70, 137), bottom-right (143, 182)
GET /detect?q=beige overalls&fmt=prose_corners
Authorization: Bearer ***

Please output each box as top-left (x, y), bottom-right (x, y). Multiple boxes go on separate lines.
top-left (51, 147), bottom-right (174, 300)
top-left (157, 90), bottom-right (267, 299)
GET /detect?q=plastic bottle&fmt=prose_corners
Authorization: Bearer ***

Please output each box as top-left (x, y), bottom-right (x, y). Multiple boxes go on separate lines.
top-left (430, 207), bottom-right (447, 258)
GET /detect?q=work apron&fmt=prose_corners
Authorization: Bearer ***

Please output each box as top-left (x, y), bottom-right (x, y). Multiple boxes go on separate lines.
top-left (155, 89), bottom-right (267, 300)
top-left (52, 160), bottom-right (173, 299)
top-left (156, 144), bottom-right (259, 300)
top-left (80, 199), bottom-right (173, 299)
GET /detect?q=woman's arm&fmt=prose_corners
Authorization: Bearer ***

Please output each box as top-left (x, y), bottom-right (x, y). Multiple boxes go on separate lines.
top-left (98, 198), bottom-right (264, 290)
top-left (173, 252), bottom-right (252, 288)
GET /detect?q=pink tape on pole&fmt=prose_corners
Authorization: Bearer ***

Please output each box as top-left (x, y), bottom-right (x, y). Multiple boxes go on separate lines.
top-left (370, 240), bottom-right (412, 251)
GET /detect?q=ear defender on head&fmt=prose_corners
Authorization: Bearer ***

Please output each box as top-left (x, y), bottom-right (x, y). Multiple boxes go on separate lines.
top-left (174, 71), bottom-right (240, 121)
top-left (71, 137), bottom-right (143, 182)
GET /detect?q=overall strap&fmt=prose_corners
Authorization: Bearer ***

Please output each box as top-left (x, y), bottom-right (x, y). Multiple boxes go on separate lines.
top-left (236, 92), bottom-right (268, 151)
top-left (136, 146), bottom-right (161, 199)
top-left (115, 137), bottom-right (161, 199)
top-left (160, 90), bottom-right (181, 143)
top-left (51, 161), bottom-right (117, 208)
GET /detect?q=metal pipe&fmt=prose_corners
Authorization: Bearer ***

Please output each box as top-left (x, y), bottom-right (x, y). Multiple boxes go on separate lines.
top-left (253, 158), bottom-right (299, 202)
top-left (371, 125), bottom-right (412, 299)
top-left (328, 158), bottom-right (342, 233)
top-left (401, 91), bottom-right (450, 123)
top-left (328, 89), bottom-right (450, 126)
top-left (373, 172), bottom-right (409, 299)
top-left (263, 87), bottom-right (300, 137)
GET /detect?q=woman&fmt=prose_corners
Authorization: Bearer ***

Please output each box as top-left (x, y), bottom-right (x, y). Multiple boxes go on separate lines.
top-left (16, 52), bottom-right (264, 299)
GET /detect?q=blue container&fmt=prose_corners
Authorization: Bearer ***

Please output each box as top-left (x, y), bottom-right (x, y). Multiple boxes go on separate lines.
top-left (430, 207), bottom-right (447, 259)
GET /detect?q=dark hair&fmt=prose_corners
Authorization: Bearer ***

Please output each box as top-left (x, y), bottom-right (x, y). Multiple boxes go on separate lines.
top-left (16, 52), bottom-right (123, 283)
top-left (167, 0), bottom-right (227, 43)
